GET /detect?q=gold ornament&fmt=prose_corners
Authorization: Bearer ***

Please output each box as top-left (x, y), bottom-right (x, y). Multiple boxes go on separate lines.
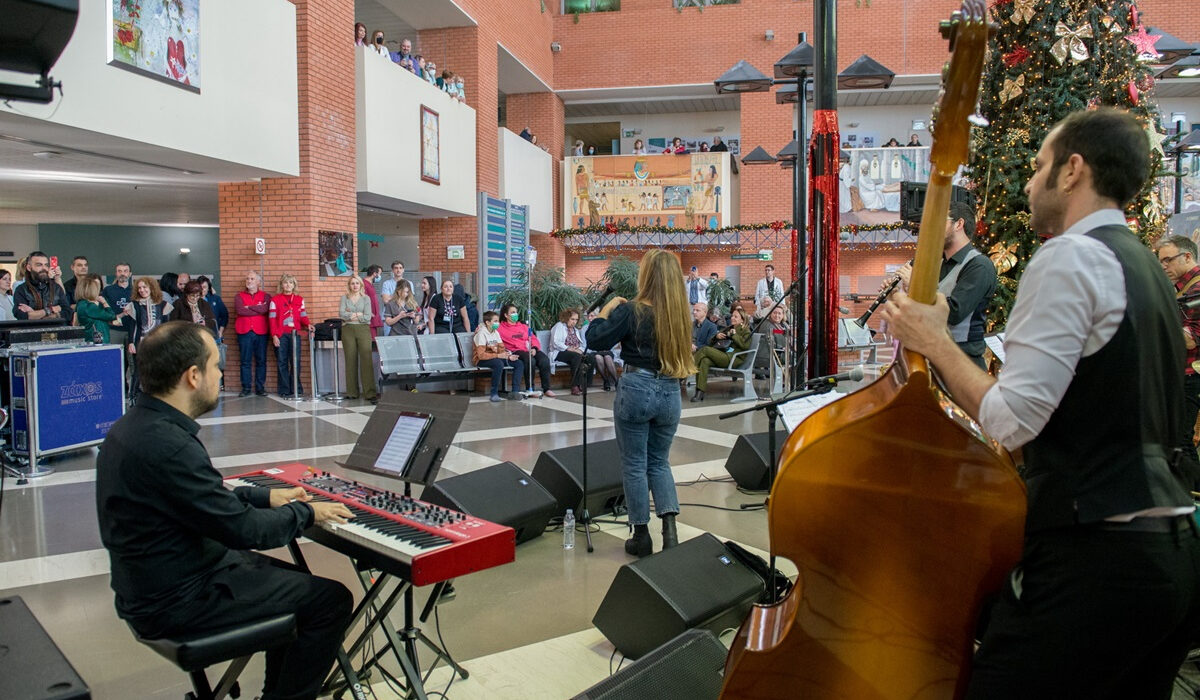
top-left (1100, 14), bottom-right (1119, 34)
top-left (989, 241), bottom-right (1019, 275)
top-left (1146, 121), bottom-right (1167, 159)
top-left (1000, 75), bottom-right (1025, 104)
top-left (1051, 21), bottom-right (1093, 64)
top-left (1011, 0), bottom-right (1035, 24)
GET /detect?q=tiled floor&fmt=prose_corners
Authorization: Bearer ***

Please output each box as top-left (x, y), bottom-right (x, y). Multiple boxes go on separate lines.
top-left (6, 366), bottom-right (1199, 699)
top-left (0, 375), bottom-right (785, 699)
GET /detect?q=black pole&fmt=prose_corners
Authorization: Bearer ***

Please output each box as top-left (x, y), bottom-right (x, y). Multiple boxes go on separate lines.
top-left (810, 0), bottom-right (837, 376)
top-left (793, 68), bottom-right (808, 388)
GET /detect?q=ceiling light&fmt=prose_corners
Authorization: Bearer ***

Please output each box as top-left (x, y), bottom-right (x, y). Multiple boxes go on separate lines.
top-left (179, 248), bottom-right (191, 254)
top-left (32, 150), bottom-right (62, 159)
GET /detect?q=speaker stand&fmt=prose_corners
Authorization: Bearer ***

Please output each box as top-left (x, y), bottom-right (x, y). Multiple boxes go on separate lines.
top-left (576, 352), bottom-right (624, 553)
top-left (718, 384), bottom-right (833, 601)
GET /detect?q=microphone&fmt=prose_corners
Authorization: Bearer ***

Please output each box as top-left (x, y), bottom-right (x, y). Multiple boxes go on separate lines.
top-left (804, 365), bottom-right (865, 387)
top-left (587, 285), bottom-right (616, 314)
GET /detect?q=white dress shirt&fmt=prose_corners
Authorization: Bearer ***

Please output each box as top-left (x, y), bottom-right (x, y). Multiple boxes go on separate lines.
top-left (979, 209), bottom-right (1128, 451)
top-left (685, 276), bottom-right (709, 305)
top-left (755, 276), bottom-right (785, 305)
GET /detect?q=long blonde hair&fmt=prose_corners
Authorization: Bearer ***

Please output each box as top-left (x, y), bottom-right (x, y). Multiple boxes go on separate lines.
top-left (634, 249), bottom-right (696, 378)
top-left (395, 279), bottom-right (417, 310)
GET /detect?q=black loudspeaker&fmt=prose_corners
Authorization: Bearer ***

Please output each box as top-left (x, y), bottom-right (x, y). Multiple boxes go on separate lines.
top-left (0, 0), bottom-right (78, 103)
top-left (421, 462), bottom-right (558, 544)
top-left (592, 533), bottom-right (764, 660)
top-left (571, 629), bottom-right (726, 700)
top-left (724, 432), bottom-right (773, 491)
top-left (531, 439), bottom-right (625, 516)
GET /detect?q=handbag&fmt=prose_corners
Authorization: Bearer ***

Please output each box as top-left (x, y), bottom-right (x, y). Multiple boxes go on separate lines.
top-left (709, 324), bottom-right (734, 351)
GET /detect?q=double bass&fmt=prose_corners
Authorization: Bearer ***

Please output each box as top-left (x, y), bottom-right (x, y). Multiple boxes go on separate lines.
top-left (720, 2), bottom-right (1027, 698)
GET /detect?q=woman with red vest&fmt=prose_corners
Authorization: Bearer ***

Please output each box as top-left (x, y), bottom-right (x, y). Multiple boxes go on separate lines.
top-left (269, 273), bottom-right (311, 398)
top-left (235, 270), bottom-right (270, 397)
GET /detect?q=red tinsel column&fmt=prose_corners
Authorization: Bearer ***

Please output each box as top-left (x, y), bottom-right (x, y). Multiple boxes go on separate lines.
top-left (809, 110), bottom-right (840, 376)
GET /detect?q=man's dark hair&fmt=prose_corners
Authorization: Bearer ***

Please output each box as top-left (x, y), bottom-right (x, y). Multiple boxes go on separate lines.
top-left (765, 264), bottom-right (774, 272)
top-left (27, 250), bottom-right (47, 265)
top-left (366, 264), bottom-right (384, 276)
top-left (391, 259), bottom-right (405, 268)
top-left (1157, 234), bottom-right (1198, 260)
top-left (138, 321), bottom-right (215, 396)
top-left (72, 256), bottom-right (87, 264)
top-left (948, 200), bottom-right (976, 237)
top-left (1047, 107), bottom-right (1149, 208)
top-left (115, 262), bottom-right (131, 269)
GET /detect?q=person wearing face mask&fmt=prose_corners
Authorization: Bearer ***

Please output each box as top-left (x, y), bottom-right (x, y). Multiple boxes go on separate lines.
top-left (363, 265), bottom-right (385, 339)
top-left (423, 60), bottom-right (438, 85)
top-left (499, 304), bottom-right (555, 398)
top-left (473, 311), bottom-right (526, 402)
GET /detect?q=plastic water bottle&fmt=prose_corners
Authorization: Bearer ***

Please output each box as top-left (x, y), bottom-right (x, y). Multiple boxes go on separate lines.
top-left (563, 509), bottom-right (575, 550)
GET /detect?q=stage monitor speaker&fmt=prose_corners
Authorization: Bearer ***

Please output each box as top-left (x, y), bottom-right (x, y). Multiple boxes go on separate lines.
top-left (571, 629), bottom-right (726, 700)
top-left (531, 439), bottom-right (625, 516)
top-left (0, 1), bottom-right (78, 75)
top-left (899, 181), bottom-right (975, 227)
top-left (421, 462), bottom-right (557, 544)
top-left (592, 533), bottom-right (764, 660)
top-left (724, 432), bottom-right (773, 492)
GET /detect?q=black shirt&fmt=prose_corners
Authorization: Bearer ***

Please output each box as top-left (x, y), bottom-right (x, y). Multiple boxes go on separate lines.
top-left (939, 244), bottom-right (997, 357)
top-left (12, 278), bottom-right (70, 320)
top-left (429, 293), bottom-right (466, 333)
top-left (586, 301), bottom-right (661, 372)
top-left (96, 396), bottom-right (314, 619)
top-left (103, 282), bottom-right (135, 337)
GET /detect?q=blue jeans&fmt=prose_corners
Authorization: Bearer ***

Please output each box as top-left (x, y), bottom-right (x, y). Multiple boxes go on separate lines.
top-left (477, 357), bottom-right (525, 395)
top-left (276, 332), bottom-right (303, 395)
top-left (613, 368), bottom-right (682, 525)
top-left (238, 331), bottom-right (267, 392)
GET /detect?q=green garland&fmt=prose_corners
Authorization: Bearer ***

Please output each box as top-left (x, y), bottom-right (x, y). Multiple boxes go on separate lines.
top-left (549, 220), bottom-right (913, 239)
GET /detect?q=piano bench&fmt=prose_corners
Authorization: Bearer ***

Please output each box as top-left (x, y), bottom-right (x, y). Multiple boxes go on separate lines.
top-left (131, 614), bottom-right (297, 700)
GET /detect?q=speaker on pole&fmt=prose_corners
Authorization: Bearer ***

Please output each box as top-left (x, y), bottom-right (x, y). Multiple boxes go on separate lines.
top-left (421, 462), bottom-right (558, 544)
top-left (571, 629), bottom-right (726, 700)
top-left (0, 0), bottom-right (79, 103)
top-left (592, 533), bottom-right (764, 660)
top-left (531, 439), bottom-right (625, 516)
top-left (724, 432), bottom-right (773, 491)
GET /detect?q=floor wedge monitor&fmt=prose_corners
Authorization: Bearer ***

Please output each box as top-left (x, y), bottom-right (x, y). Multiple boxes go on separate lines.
top-left (421, 461), bottom-right (558, 544)
top-left (531, 439), bottom-right (626, 516)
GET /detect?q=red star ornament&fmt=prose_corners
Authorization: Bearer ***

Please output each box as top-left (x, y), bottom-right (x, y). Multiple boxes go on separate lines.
top-left (1125, 25), bottom-right (1161, 58)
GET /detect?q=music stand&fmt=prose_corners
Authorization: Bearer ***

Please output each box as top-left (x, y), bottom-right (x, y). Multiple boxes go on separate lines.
top-left (316, 391), bottom-right (470, 699)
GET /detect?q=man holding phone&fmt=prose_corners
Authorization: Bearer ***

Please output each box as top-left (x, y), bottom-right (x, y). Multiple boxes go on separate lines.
top-left (13, 250), bottom-right (70, 321)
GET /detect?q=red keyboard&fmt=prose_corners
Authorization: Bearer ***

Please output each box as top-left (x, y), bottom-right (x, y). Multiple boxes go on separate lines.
top-left (226, 463), bottom-right (515, 585)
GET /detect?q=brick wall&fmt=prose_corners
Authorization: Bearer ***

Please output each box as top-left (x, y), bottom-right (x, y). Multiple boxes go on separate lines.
top-left (218, 0), bottom-right (357, 393)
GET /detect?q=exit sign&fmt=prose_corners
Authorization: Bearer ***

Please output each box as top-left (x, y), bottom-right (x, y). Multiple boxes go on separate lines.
top-left (581, 255), bottom-right (607, 261)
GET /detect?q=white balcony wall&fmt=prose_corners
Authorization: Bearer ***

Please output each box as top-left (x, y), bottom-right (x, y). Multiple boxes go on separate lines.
top-left (0, 0), bottom-right (300, 176)
top-left (498, 128), bottom-right (554, 233)
top-left (356, 50), bottom-right (476, 217)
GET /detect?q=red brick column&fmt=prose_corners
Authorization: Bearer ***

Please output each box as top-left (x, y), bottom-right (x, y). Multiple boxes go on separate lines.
top-left (217, 0), bottom-right (357, 393)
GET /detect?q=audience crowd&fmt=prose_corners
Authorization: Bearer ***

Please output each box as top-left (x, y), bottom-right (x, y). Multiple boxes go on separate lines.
top-left (2, 251), bottom-right (789, 404)
top-left (355, 22), bottom-right (466, 102)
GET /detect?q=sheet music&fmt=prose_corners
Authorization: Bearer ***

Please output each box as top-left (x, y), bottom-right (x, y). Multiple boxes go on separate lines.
top-left (375, 414), bottom-right (430, 477)
top-left (778, 391), bottom-right (845, 433)
top-left (984, 333), bottom-right (1006, 365)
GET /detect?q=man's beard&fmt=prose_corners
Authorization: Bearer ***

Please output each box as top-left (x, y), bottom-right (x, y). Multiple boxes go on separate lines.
top-left (190, 386), bottom-right (219, 417)
top-left (33, 270), bottom-right (49, 284)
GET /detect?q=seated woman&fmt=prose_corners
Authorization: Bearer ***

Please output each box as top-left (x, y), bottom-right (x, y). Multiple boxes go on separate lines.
top-left (498, 303), bottom-right (554, 398)
top-left (473, 311), bottom-right (525, 402)
top-left (169, 279), bottom-right (218, 336)
top-left (585, 309), bottom-right (620, 391)
top-left (548, 308), bottom-right (592, 396)
top-left (691, 305), bottom-right (751, 402)
top-left (75, 274), bottom-right (119, 344)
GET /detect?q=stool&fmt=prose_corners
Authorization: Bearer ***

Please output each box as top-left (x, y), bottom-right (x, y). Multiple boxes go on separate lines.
top-left (132, 614), bottom-right (297, 700)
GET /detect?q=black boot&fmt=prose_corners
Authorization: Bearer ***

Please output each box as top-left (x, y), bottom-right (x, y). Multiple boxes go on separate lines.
top-left (661, 514), bottom-right (679, 550)
top-left (690, 389), bottom-right (705, 403)
top-left (624, 524), bottom-right (652, 557)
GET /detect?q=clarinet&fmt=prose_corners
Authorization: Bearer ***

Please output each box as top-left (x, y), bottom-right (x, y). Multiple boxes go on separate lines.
top-left (854, 274), bottom-right (902, 329)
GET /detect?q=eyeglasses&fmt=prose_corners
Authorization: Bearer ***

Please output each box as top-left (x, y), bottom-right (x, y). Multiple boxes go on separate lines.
top-left (1159, 252), bottom-right (1187, 267)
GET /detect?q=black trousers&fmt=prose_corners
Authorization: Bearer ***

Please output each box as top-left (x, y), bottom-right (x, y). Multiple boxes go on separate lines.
top-left (966, 523), bottom-right (1200, 699)
top-left (1177, 373), bottom-right (1200, 491)
top-left (557, 349), bottom-right (592, 390)
top-left (127, 552), bottom-right (352, 700)
top-left (515, 349), bottom-right (552, 392)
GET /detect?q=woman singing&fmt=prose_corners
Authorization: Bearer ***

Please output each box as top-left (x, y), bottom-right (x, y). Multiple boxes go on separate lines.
top-left (586, 249), bottom-right (695, 557)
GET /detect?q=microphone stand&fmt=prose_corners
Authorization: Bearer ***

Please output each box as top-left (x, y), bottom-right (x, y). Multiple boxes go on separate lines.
top-left (573, 350), bottom-right (624, 553)
top-left (718, 384), bottom-right (835, 603)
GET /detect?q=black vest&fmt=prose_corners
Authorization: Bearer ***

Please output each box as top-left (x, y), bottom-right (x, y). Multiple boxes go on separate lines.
top-left (1022, 225), bottom-right (1191, 534)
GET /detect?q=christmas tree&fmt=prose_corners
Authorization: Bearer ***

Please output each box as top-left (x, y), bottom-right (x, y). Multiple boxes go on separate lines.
top-left (969, 0), bottom-right (1169, 328)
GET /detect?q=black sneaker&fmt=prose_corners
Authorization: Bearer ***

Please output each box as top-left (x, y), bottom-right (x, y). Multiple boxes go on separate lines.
top-left (255, 390), bottom-right (267, 396)
top-left (238, 390), bottom-right (251, 397)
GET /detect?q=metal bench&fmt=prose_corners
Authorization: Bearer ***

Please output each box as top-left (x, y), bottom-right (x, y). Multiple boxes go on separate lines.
top-left (376, 334), bottom-right (423, 376)
top-left (707, 332), bottom-right (763, 403)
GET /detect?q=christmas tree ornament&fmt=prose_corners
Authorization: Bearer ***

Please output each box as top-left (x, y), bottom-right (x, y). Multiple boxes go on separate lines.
top-left (1002, 44), bottom-right (1032, 67)
top-left (1100, 14), bottom-right (1118, 33)
top-left (1011, 0), bottom-right (1035, 24)
top-left (1000, 75), bottom-right (1025, 103)
top-left (1124, 24), bottom-right (1161, 59)
top-left (1146, 121), bottom-right (1167, 159)
top-left (1128, 80), bottom-right (1139, 105)
top-left (1051, 21), bottom-right (1093, 64)
top-left (989, 242), bottom-right (1019, 274)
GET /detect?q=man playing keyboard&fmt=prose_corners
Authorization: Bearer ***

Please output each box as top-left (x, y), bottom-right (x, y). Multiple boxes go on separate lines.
top-left (97, 321), bottom-right (354, 700)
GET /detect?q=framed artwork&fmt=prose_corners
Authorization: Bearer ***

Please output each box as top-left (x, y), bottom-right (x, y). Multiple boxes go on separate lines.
top-left (421, 105), bottom-right (440, 185)
top-left (318, 231), bottom-right (354, 277)
top-left (108, 0), bottom-right (201, 92)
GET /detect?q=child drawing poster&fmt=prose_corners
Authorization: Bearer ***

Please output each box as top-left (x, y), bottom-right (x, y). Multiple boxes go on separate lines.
top-left (109, 0), bottom-right (201, 91)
